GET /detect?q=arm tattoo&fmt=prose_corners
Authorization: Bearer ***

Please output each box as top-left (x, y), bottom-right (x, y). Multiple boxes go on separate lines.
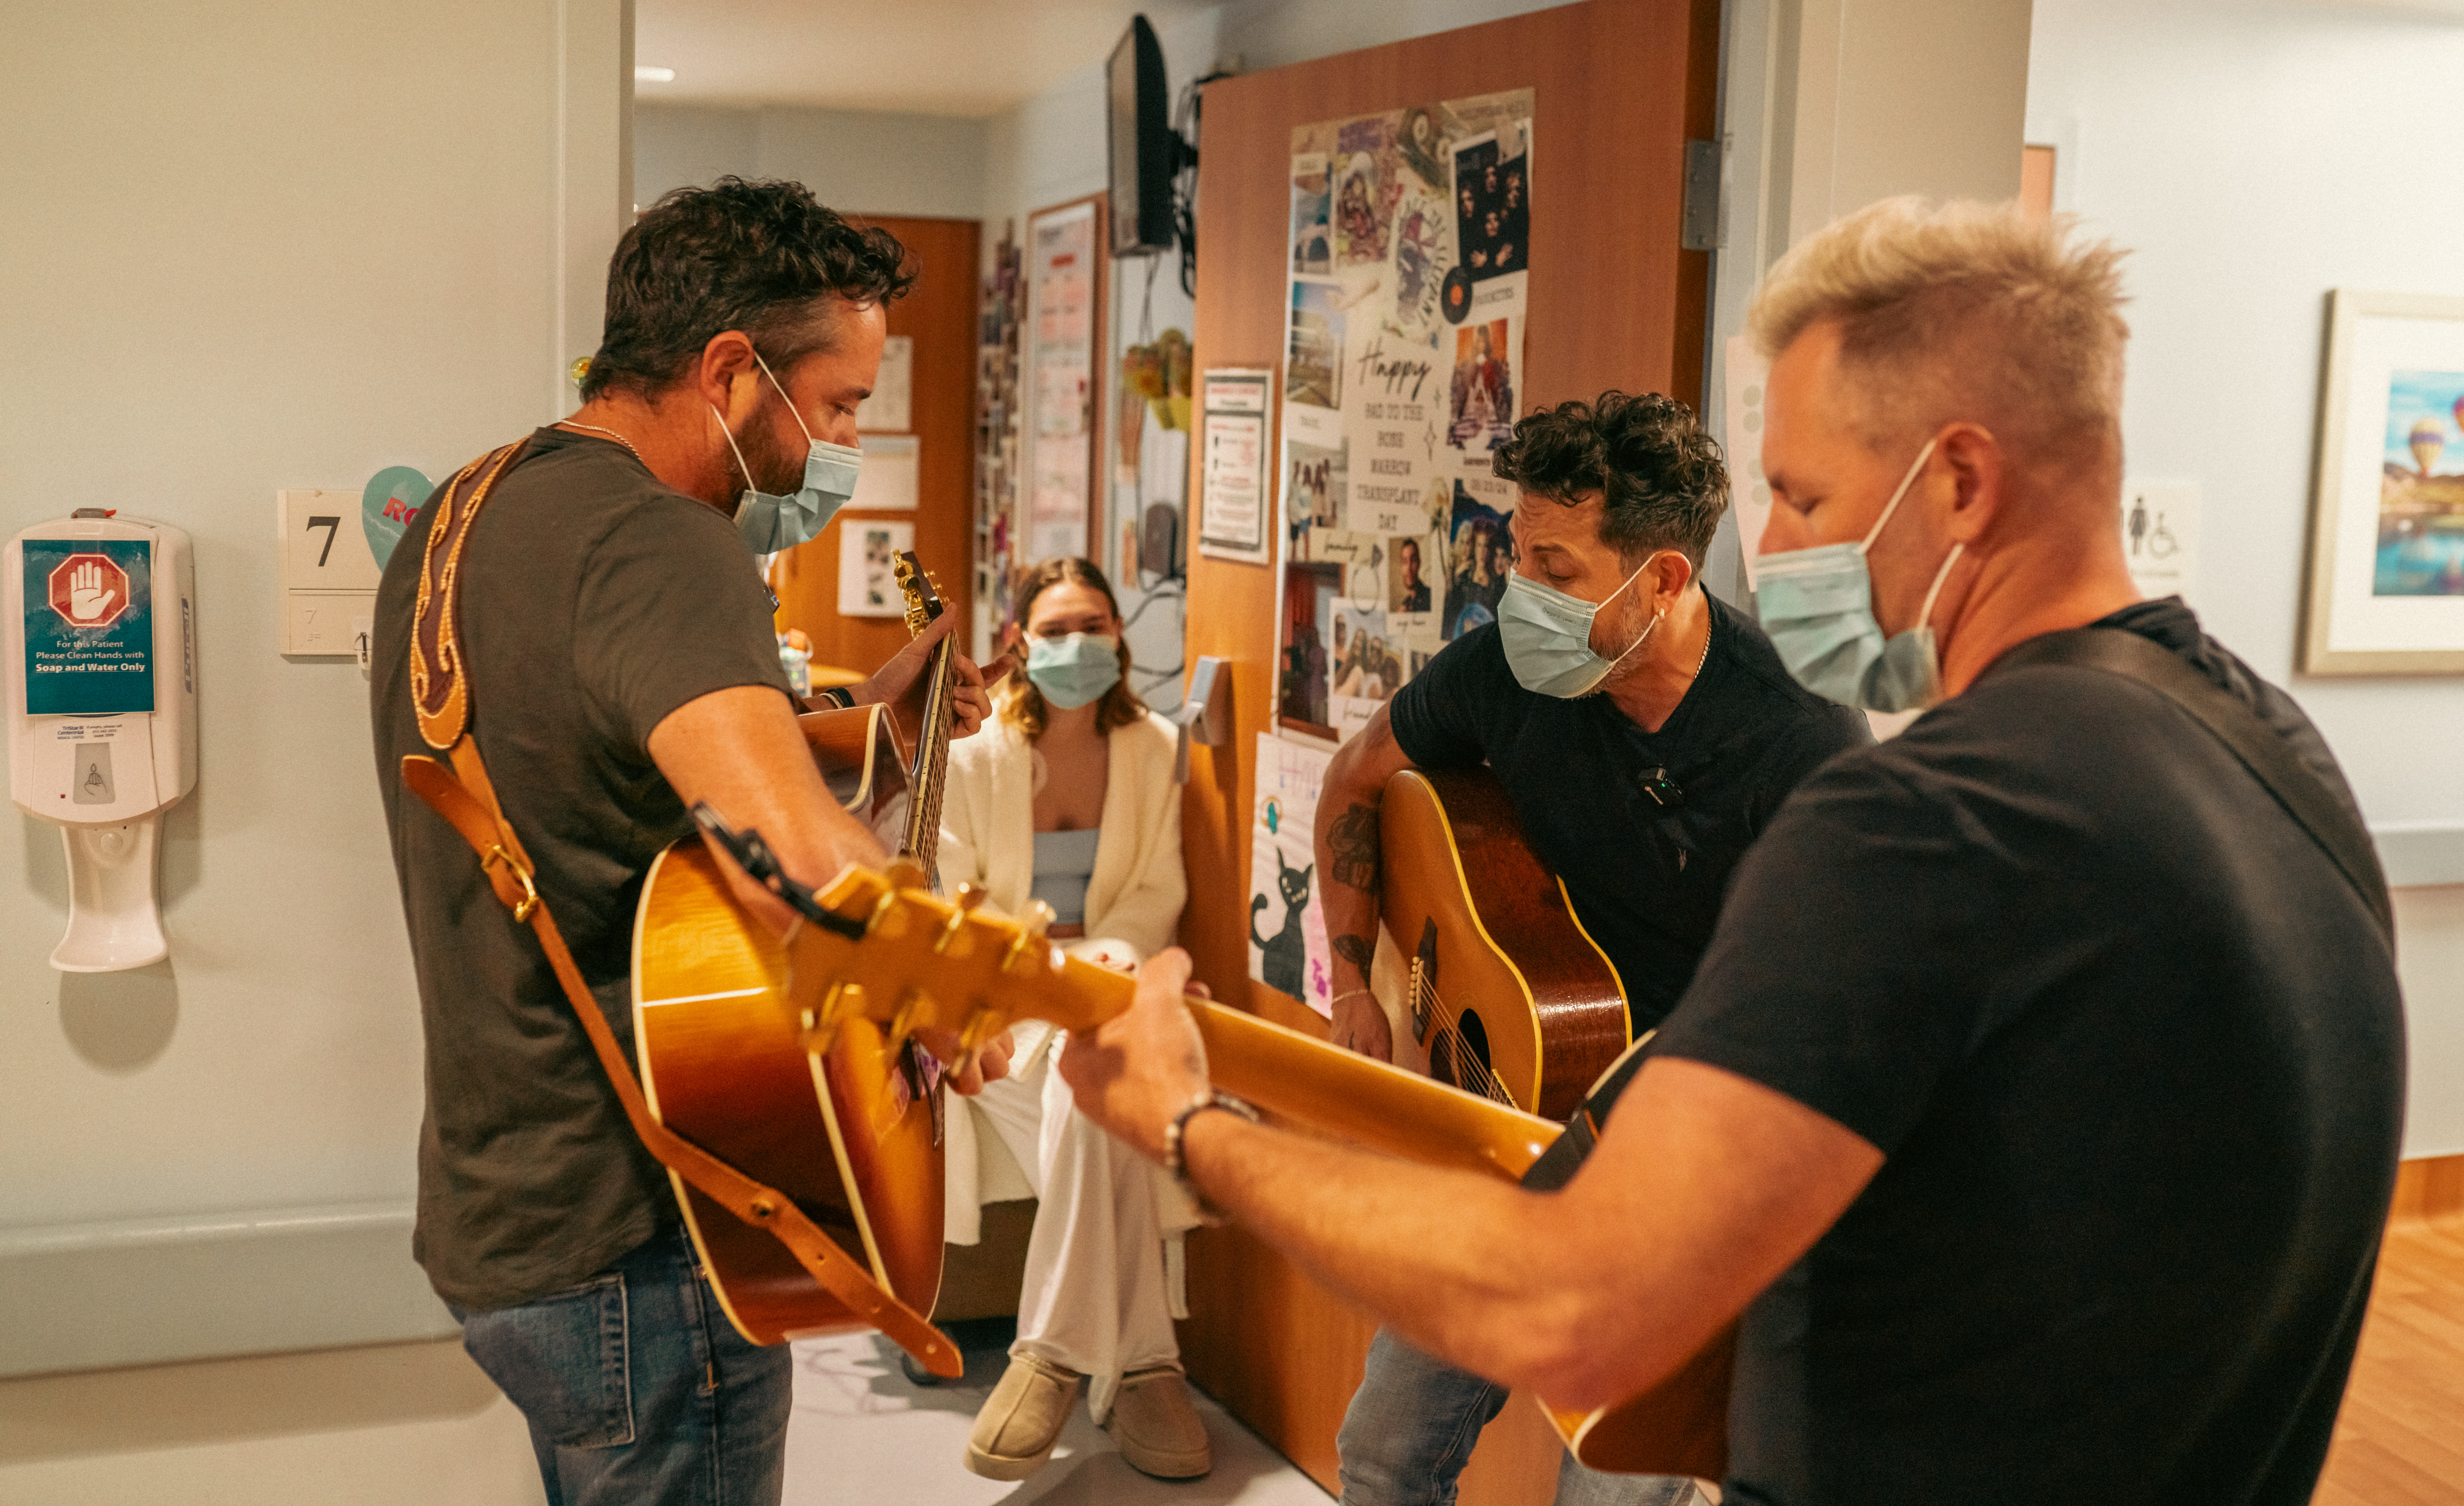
top-left (1328, 802), bottom-right (1382, 891)
top-left (1333, 934), bottom-right (1375, 973)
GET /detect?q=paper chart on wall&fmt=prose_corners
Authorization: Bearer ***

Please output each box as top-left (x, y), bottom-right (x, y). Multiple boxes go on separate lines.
top-left (1273, 88), bottom-right (1533, 743)
top-left (1247, 732), bottom-right (1334, 1018)
top-left (1026, 202), bottom-right (1098, 563)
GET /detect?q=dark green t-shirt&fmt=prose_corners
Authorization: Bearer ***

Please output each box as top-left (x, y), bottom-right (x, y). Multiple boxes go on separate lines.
top-left (370, 426), bottom-right (790, 1310)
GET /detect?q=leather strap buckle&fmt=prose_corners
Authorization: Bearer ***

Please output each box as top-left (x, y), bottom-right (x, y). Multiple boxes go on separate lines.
top-left (481, 843), bottom-right (540, 922)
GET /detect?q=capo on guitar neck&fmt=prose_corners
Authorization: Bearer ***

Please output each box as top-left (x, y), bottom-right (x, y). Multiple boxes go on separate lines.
top-left (688, 802), bottom-right (869, 940)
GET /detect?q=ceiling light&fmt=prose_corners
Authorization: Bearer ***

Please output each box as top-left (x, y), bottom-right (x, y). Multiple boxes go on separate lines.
top-left (635, 65), bottom-right (676, 83)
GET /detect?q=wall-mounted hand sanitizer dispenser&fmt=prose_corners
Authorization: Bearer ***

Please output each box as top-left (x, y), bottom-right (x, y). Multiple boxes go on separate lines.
top-left (4, 510), bottom-right (197, 971)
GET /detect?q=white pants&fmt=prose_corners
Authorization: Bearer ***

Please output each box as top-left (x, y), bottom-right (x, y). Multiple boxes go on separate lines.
top-left (946, 1024), bottom-right (1202, 1422)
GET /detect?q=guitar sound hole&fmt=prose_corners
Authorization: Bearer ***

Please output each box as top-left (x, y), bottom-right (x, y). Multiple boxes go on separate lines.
top-left (1431, 1010), bottom-right (1495, 1097)
top-left (1456, 1010), bottom-right (1491, 1072)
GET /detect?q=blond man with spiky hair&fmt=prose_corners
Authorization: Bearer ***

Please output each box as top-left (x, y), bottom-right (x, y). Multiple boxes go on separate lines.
top-left (1053, 198), bottom-right (2402, 1506)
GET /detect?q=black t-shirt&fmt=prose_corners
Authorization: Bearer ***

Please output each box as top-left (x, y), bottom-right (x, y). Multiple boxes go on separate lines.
top-left (370, 427), bottom-right (792, 1310)
top-left (1388, 590), bottom-right (1872, 1030)
top-left (1652, 599), bottom-right (2404, 1506)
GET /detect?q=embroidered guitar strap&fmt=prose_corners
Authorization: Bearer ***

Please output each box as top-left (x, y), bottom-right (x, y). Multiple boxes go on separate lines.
top-left (397, 438), bottom-right (959, 1376)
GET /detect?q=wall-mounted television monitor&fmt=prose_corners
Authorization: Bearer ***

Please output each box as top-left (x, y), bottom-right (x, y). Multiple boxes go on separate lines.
top-left (1107, 15), bottom-right (1176, 257)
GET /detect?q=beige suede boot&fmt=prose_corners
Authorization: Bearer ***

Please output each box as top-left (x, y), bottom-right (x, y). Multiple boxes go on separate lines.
top-left (1106, 1366), bottom-right (1212, 1479)
top-left (965, 1354), bottom-right (1082, 1481)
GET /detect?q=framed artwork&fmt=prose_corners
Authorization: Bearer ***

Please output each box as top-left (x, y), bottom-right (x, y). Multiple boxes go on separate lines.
top-left (2302, 289), bottom-right (2464, 674)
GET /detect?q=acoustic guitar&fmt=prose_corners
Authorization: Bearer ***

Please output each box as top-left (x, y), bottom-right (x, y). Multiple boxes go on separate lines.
top-left (633, 550), bottom-right (963, 1358)
top-left (1379, 767), bottom-right (1632, 1120)
top-left (631, 855), bottom-right (1732, 1479)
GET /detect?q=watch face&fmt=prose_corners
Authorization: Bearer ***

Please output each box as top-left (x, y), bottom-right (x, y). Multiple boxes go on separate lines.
top-left (1442, 265), bottom-right (1472, 325)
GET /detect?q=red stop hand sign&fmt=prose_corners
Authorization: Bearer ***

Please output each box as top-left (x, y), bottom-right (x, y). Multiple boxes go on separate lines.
top-left (48, 553), bottom-right (132, 630)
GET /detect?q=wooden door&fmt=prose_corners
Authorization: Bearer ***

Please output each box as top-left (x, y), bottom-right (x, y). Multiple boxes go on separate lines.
top-left (771, 215), bottom-right (979, 674)
top-left (1171, 2), bottom-right (1721, 1499)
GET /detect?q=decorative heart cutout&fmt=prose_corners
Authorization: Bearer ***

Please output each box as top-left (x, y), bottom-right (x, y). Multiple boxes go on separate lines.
top-left (363, 466), bottom-right (434, 571)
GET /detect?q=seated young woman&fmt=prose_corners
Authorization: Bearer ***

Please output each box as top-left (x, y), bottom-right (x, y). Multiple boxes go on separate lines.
top-left (936, 556), bottom-right (1206, 1482)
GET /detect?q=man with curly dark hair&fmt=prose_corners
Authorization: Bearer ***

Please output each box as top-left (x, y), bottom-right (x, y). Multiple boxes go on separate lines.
top-left (371, 177), bottom-right (1013, 1506)
top-left (1309, 390), bottom-right (1870, 1506)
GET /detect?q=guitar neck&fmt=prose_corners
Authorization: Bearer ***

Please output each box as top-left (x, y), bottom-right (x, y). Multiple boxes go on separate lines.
top-left (897, 635), bottom-right (959, 883)
top-left (1013, 950), bottom-right (1560, 1181)
top-left (1192, 999), bottom-right (1560, 1181)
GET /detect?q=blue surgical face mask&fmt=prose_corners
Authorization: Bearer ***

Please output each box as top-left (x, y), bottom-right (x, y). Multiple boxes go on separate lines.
top-left (1026, 632), bottom-right (1122, 709)
top-left (1755, 438), bottom-right (1964, 713)
top-left (711, 351), bottom-right (863, 553)
top-left (1496, 555), bottom-right (1664, 698)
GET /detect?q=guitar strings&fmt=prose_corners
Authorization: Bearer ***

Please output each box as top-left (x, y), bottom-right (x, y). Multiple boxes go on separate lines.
top-left (1412, 978), bottom-right (1516, 1106)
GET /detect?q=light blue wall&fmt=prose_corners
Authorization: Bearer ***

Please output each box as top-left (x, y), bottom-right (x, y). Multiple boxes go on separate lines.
top-left (634, 103), bottom-right (986, 219)
top-left (2028, 0), bottom-right (2464, 1155)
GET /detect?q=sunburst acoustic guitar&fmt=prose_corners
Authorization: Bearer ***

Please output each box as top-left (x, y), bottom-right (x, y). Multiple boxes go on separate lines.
top-left (630, 833), bottom-right (1733, 1480)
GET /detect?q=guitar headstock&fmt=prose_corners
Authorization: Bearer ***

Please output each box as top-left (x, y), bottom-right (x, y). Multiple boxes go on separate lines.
top-left (894, 551), bottom-right (944, 636)
top-left (781, 865), bottom-right (1130, 1063)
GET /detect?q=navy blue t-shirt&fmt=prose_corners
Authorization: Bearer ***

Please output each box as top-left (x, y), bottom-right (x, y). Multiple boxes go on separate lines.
top-left (1388, 589), bottom-right (1871, 1031)
top-left (1652, 599), bottom-right (2404, 1505)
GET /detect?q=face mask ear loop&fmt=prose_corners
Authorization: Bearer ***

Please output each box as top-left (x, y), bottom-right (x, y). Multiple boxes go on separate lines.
top-left (708, 402), bottom-right (758, 489)
top-left (1858, 437), bottom-right (1941, 555)
top-left (1916, 541), bottom-right (1966, 629)
top-left (751, 349), bottom-right (818, 449)
top-left (1599, 553), bottom-right (1667, 667)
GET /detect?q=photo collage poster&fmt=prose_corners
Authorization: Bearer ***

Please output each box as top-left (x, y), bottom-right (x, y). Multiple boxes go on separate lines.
top-left (1275, 89), bottom-right (1533, 744)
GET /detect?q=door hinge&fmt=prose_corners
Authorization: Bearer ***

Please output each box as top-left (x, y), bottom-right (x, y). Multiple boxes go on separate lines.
top-left (1681, 139), bottom-right (1722, 251)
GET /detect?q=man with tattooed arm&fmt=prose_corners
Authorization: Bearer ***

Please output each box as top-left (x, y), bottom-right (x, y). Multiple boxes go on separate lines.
top-left (1311, 391), bottom-right (1870, 1506)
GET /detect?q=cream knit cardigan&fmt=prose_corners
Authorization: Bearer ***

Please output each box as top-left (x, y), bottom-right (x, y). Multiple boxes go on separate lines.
top-left (935, 707), bottom-right (1186, 962)
top-left (936, 707), bottom-right (1188, 1237)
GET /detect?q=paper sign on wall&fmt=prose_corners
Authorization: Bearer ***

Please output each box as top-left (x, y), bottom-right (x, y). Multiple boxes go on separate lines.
top-left (1198, 369), bottom-right (1272, 564)
top-left (838, 519), bottom-right (915, 618)
top-left (23, 538), bottom-right (153, 716)
top-left (2121, 479), bottom-right (2201, 605)
top-left (850, 435), bottom-right (921, 512)
top-left (1247, 732), bottom-right (1334, 1018)
top-left (856, 335), bottom-right (914, 433)
top-left (1723, 336), bottom-right (1775, 590)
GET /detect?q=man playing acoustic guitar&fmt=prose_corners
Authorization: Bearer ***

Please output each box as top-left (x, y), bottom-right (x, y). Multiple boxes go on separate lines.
top-left (1070, 199), bottom-right (2402, 1506)
top-left (371, 179), bottom-right (1014, 1506)
top-left (1313, 391), bottom-right (1870, 1506)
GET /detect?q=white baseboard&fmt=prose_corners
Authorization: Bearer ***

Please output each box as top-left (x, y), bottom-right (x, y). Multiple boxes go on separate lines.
top-left (0, 1203), bottom-right (457, 1380)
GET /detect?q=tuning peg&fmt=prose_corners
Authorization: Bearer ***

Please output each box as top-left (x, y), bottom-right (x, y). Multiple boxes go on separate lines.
top-left (934, 885), bottom-right (986, 955)
top-left (801, 979), bottom-right (863, 1057)
top-left (1001, 899), bottom-right (1057, 973)
top-left (887, 985), bottom-right (934, 1049)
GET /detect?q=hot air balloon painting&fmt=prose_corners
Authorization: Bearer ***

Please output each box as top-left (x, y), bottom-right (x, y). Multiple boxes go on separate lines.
top-left (2411, 418), bottom-right (2446, 478)
top-left (2375, 367), bottom-right (2464, 597)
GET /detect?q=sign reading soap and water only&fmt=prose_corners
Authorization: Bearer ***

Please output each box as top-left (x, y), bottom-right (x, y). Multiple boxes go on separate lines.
top-left (6, 511), bottom-right (198, 972)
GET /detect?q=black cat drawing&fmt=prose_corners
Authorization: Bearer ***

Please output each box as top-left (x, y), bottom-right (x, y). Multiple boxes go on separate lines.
top-left (1250, 850), bottom-right (1315, 999)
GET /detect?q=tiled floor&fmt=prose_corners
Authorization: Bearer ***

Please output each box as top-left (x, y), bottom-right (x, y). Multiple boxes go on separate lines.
top-left (783, 1331), bottom-right (1334, 1506)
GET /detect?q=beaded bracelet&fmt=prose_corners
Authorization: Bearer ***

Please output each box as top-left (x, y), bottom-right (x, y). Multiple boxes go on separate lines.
top-left (1163, 1090), bottom-right (1258, 1225)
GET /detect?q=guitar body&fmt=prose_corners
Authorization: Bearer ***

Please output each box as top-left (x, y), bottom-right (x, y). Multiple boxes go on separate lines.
top-left (1379, 768), bottom-right (1631, 1119)
top-left (798, 701), bottom-right (910, 838)
top-left (631, 839), bottom-right (945, 1344)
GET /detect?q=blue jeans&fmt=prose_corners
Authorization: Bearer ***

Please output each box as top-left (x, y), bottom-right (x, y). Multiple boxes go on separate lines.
top-left (451, 1227), bottom-right (793, 1506)
top-left (1338, 1328), bottom-right (1701, 1506)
